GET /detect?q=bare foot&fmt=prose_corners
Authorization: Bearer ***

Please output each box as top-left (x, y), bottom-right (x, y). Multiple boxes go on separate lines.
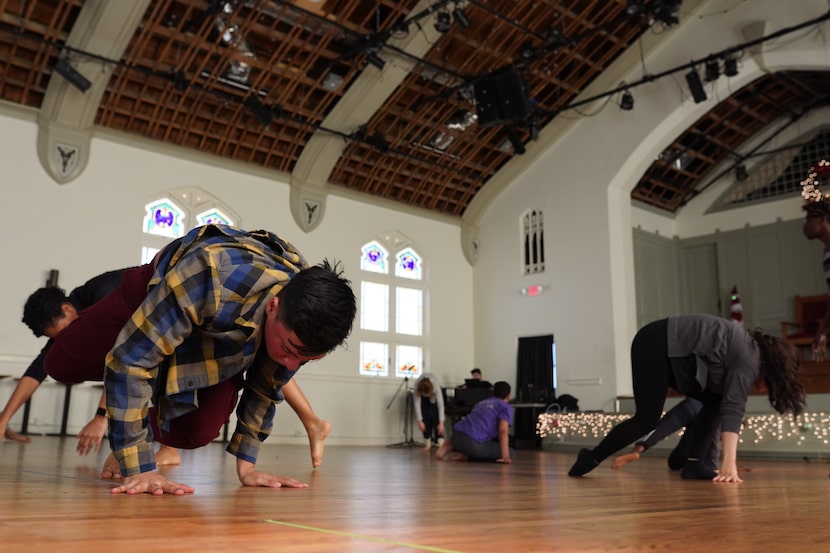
top-left (435, 439), bottom-right (452, 461)
top-left (156, 445), bottom-right (181, 466)
top-left (101, 453), bottom-right (122, 479)
top-left (309, 419), bottom-right (331, 468)
top-left (447, 452), bottom-right (468, 462)
top-left (611, 452), bottom-right (640, 470)
top-left (423, 441), bottom-right (433, 451)
top-left (4, 427), bottom-right (32, 443)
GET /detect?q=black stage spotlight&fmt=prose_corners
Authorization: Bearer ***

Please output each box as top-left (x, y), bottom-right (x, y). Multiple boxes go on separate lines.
top-left (54, 58), bottom-right (91, 93)
top-left (724, 55), bottom-right (739, 77)
top-left (625, 0), bottom-right (644, 18)
top-left (507, 128), bottom-right (525, 155)
top-left (704, 59), bottom-right (720, 82)
top-left (685, 68), bottom-right (707, 103)
top-left (366, 52), bottom-right (385, 70)
top-left (434, 11), bottom-right (451, 33)
top-left (735, 163), bottom-right (749, 181)
top-left (453, 7), bottom-right (470, 28)
top-left (620, 89), bottom-right (634, 111)
top-left (520, 41), bottom-right (537, 61)
top-left (244, 95), bottom-right (273, 126)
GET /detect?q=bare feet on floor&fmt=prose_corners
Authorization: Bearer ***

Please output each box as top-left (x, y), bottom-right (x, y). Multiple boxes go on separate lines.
top-left (4, 427), bottom-right (32, 443)
top-left (447, 452), bottom-right (468, 462)
top-left (156, 445), bottom-right (182, 466)
top-left (309, 419), bottom-right (331, 468)
top-left (434, 439), bottom-right (452, 460)
top-left (101, 453), bottom-right (122, 479)
top-left (611, 452), bottom-right (640, 470)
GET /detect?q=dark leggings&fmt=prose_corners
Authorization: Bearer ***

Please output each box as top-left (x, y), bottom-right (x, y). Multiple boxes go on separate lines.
top-left (592, 318), bottom-right (671, 463)
top-left (420, 396), bottom-right (441, 442)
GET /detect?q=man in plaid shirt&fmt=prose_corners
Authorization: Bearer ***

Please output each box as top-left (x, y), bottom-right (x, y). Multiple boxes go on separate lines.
top-left (50, 224), bottom-right (355, 495)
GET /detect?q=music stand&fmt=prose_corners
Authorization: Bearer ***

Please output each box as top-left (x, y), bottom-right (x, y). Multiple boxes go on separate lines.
top-left (385, 376), bottom-right (424, 448)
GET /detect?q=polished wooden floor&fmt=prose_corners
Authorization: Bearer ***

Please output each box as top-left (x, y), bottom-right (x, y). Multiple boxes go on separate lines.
top-left (2, 436), bottom-right (830, 553)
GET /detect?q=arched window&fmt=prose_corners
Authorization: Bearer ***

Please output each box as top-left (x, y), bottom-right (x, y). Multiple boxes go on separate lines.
top-left (357, 233), bottom-right (426, 378)
top-left (521, 209), bottom-right (545, 275)
top-left (141, 187), bottom-right (239, 264)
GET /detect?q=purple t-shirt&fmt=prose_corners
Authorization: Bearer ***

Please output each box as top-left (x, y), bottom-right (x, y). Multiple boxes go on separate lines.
top-left (454, 396), bottom-right (514, 442)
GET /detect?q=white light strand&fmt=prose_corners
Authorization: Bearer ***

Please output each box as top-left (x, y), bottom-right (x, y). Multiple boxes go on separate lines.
top-left (537, 411), bottom-right (830, 445)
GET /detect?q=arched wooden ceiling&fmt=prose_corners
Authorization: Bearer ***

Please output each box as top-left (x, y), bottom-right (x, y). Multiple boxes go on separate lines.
top-left (1, 0), bottom-right (828, 217)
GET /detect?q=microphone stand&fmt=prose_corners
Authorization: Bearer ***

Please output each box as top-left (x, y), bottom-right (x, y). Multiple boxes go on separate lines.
top-left (386, 376), bottom-right (423, 448)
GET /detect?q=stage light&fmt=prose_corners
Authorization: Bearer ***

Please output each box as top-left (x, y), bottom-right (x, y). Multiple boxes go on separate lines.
top-left (620, 90), bottom-right (634, 111)
top-left (704, 59), bottom-right (720, 82)
top-left (434, 11), bottom-right (451, 33)
top-left (365, 50), bottom-right (385, 70)
top-left (453, 7), bottom-right (470, 28)
top-left (54, 58), bottom-right (91, 93)
top-left (244, 95), bottom-right (273, 126)
top-left (685, 68), bottom-right (707, 103)
top-left (507, 129), bottom-right (525, 155)
top-left (625, 0), bottom-right (643, 18)
top-left (724, 55), bottom-right (739, 77)
top-left (735, 163), bottom-right (749, 181)
top-left (520, 41), bottom-right (537, 61)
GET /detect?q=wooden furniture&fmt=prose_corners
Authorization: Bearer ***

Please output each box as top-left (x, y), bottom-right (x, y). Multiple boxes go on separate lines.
top-left (780, 294), bottom-right (829, 361)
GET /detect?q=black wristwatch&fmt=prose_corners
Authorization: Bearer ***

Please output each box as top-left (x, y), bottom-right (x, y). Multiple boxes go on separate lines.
top-left (96, 407), bottom-right (107, 418)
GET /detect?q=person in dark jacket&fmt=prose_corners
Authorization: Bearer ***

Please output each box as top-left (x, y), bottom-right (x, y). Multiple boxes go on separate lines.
top-left (568, 314), bottom-right (804, 483)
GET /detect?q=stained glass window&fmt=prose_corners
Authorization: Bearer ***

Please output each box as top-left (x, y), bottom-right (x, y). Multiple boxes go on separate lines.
top-left (143, 198), bottom-right (185, 238)
top-left (196, 208), bottom-right (233, 227)
top-left (361, 241), bottom-right (388, 274)
top-left (358, 236), bottom-right (426, 379)
top-left (395, 345), bottom-right (422, 378)
top-left (360, 342), bottom-right (389, 377)
top-left (395, 247), bottom-right (421, 280)
top-left (141, 188), bottom-right (239, 266)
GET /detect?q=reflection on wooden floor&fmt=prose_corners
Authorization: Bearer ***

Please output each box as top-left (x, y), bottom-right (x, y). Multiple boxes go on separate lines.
top-left (2, 436), bottom-right (830, 552)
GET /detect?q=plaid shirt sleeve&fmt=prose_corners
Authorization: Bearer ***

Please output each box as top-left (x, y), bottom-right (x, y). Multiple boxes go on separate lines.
top-left (225, 355), bottom-right (288, 463)
top-left (105, 245), bottom-right (220, 476)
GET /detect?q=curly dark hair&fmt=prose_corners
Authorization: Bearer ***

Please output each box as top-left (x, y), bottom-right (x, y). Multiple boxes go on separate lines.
top-left (22, 286), bottom-right (70, 337)
top-left (751, 329), bottom-right (805, 417)
top-left (802, 200), bottom-right (830, 219)
top-left (276, 259), bottom-right (356, 356)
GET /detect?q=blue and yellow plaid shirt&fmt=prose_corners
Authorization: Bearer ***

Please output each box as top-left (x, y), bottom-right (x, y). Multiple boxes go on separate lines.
top-left (105, 224), bottom-right (308, 476)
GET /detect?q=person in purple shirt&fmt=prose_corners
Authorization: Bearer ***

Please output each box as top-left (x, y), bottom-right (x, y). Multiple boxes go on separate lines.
top-left (435, 381), bottom-right (515, 463)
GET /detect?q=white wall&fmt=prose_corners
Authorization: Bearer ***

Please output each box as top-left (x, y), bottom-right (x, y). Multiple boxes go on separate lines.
top-left (474, 0), bottom-right (830, 411)
top-left (0, 106), bottom-right (474, 444)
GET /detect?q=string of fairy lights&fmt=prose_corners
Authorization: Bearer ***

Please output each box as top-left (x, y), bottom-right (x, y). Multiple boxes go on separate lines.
top-left (537, 412), bottom-right (830, 446)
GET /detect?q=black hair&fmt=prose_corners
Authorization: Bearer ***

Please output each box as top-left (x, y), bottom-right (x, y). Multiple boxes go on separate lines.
top-left (277, 259), bottom-right (356, 356)
top-left (22, 286), bottom-right (70, 337)
top-left (802, 200), bottom-right (830, 219)
top-left (471, 368), bottom-right (482, 376)
top-left (493, 381), bottom-right (511, 400)
top-left (751, 329), bottom-right (805, 417)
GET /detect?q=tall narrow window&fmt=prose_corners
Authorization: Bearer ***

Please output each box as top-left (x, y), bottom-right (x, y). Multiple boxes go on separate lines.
top-left (357, 234), bottom-right (426, 379)
top-left (521, 209), bottom-right (545, 275)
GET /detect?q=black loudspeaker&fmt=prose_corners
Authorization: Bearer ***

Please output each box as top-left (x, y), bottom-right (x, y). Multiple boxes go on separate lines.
top-left (474, 65), bottom-right (531, 127)
top-left (47, 269), bottom-right (59, 287)
top-left (685, 69), bottom-right (707, 104)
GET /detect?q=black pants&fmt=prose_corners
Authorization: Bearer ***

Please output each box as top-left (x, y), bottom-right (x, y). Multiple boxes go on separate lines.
top-left (420, 396), bottom-right (441, 443)
top-left (592, 318), bottom-right (671, 462)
